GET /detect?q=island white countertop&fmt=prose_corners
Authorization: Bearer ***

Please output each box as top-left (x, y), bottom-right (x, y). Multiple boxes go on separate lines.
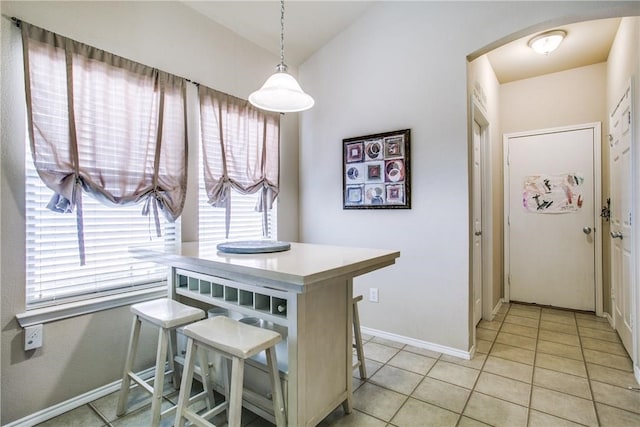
top-left (132, 241), bottom-right (400, 292)
top-left (130, 241), bottom-right (400, 424)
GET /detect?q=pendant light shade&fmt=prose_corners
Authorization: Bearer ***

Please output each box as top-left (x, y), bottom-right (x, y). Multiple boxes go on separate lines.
top-left (249, 0), bottom-right (314, 113)
top-left (249, 65), bottom-right (315, 113)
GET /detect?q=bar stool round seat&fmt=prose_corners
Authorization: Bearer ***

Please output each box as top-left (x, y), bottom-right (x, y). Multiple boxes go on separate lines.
top-left (175, 316), bottom-right (286, 427)
top-left (117, 298), bottom-right (207, 426)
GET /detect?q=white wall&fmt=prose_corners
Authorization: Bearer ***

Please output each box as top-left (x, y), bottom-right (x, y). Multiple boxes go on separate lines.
top-left (0, 1), bottom-right (298, 423)
top-left (298, 1), bottom-right (638, 352)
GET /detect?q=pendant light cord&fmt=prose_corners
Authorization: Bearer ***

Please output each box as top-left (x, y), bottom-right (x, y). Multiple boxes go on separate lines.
top-left (248, 0), bottom-right (314, 112)
top-left (280, 0), bottom-right (286, 69)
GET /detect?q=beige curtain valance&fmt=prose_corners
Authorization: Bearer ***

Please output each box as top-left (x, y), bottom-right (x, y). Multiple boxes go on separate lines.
top-left (199, 86), bottom-right (280, 238)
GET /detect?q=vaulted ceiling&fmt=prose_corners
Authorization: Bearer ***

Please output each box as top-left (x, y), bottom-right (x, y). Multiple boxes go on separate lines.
top-left (182, 1), bottom-right (373, 67)
top-left (182, 1), bottom-right (622, 83)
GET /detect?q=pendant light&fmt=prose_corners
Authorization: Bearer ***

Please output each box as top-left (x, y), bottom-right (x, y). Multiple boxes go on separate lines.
top-left (249, 0), bottom-right (314, 113)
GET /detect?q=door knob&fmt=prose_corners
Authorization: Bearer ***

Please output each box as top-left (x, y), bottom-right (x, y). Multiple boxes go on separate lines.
top-left (610, 231), bottom-right (623, 239)
top-left (582, 226), bottom-right (592, 235)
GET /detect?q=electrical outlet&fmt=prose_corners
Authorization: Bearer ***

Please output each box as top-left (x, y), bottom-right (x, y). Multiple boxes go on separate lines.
top-left (369, 287), bottom-right (379, 303)
top-left (25, 324), bottom-right (43, 350)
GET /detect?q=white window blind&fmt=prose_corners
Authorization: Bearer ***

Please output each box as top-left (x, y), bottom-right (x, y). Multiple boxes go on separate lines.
top-left (198, 143), bottom-right (276, 243)
top-left (26, 143), bottom-right (177, 307)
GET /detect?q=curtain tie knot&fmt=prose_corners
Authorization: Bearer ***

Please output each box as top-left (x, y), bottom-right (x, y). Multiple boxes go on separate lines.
top-left (142, 189), bottom-right (163, 238)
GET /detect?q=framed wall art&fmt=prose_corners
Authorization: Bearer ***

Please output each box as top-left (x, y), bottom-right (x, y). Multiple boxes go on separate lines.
top-left (343, 129), bottom-right (411, 209)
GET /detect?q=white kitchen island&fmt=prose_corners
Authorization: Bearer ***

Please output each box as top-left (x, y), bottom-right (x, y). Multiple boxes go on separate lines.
top-left (132, 241), bottom-right (399, 426)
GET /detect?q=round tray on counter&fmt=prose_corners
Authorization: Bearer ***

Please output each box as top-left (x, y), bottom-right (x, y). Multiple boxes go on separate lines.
top-left (216, 240), bottom-right (291, 254)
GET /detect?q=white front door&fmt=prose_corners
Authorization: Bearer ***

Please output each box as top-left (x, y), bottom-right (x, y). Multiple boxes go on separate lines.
top-left (472, 120), bottom-right (483, 325)
top-left (610, 83), bottom-right (633, 355)
top-left (506, 124), bottom-right (600, 311)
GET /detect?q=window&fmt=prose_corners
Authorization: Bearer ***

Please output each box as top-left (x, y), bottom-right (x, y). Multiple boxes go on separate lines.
top-left (25, 146), bottom-right (177, 307)
top-left (20, 22), bottom-right (275, 311)
top-left (21, 22), bottom-right (187, 308)
top-left (198, 144), bottom-right (276, 243)
top-left (198, 85), bottom-right (280, 240)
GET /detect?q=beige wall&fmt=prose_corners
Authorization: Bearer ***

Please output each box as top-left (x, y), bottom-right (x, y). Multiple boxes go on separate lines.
top-left (298, 1), bottom-right (634, 352)
top-left (500, 63), bottom-right (610, 313)
top-left (501, 63), bottom-right (609, 134)
top-left (607, 17), bottom-right (640, 108)
top-left (0, 1), bottom-right (299, 424)
top-left (2, 1), bottom-right (639, 424)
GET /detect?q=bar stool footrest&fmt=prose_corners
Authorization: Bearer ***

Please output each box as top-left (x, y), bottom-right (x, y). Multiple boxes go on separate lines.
top-left (182, 400), bottom-right (229, 427)
top-left (161, 390), bottom-right (210, 418)
top-left (128, 371), bottom-right (160, 396)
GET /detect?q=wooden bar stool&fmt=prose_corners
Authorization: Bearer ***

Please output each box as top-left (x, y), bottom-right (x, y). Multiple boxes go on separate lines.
top-left (352, 295), bottom-right (367, 379)
top-left (175, 316), bottom-right (286, 427)
top-left (117, 298), bottom-right (208, 426)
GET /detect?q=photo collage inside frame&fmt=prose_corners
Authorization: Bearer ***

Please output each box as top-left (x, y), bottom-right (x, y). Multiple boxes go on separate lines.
top-left (343, 129), bottom-right (411, 209)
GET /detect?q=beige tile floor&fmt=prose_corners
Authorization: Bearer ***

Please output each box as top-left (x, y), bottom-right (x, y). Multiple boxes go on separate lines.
top-left (36, 303), bottom-right (640, 426)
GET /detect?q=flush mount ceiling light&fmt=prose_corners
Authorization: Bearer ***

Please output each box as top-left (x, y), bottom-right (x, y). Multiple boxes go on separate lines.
top-left (249, 0), bottom-right (314, 113)
top-left (528, 30), bottom-right (567, 55)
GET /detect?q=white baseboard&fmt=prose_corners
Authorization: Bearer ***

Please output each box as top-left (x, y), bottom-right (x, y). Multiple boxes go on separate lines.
top-left (604, 312), bottom-right (614, 328)
top-left (492, 299), bottom-right (504, 317)
top-left (361, 326), bottom-right (472, 360)
top-left (4, 367), bottom-right (156, 427)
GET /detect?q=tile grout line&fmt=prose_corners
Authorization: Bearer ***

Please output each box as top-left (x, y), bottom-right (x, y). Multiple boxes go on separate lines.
top-left (571, 313), bottom-right (640, 418)
top-left (539, 307), bottom-right (640, 425)
top-left (387, 347), bottom-right (481, 425)
top-left (575, 310), bottom-right (601, 427)
top-left (475, 305), bottom-right (606, 427)
top-left (455, 303), bottom-right (510, 426)
top-left (407, 344), bottom-right (459, 425)
top-left (87, 402), bottom-right (114, 427)
top-left (375, 342), bottom-right (412, 426)
top-left (350, 347), bottom-right (395, 426)
top-left (523, 304), bottom-right (542, 427)
top-left (358, 339), bottom-right (413, 425)
top-left (535, 307), bottom-right (620, 427)
top-left (363, 339), bottom-right (477, 425)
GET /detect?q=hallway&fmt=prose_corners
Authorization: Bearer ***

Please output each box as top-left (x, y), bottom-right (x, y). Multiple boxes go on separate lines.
top-left (340, 302), bottom-right (640, 426)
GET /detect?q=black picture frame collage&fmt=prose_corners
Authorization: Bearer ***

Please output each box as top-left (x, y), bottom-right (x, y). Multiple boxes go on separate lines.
top-left (343, 129), bottom-right (411, 209)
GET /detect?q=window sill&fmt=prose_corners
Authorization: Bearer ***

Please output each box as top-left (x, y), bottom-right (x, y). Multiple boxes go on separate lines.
top-left (15, 286), bottom-right (168, 328)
